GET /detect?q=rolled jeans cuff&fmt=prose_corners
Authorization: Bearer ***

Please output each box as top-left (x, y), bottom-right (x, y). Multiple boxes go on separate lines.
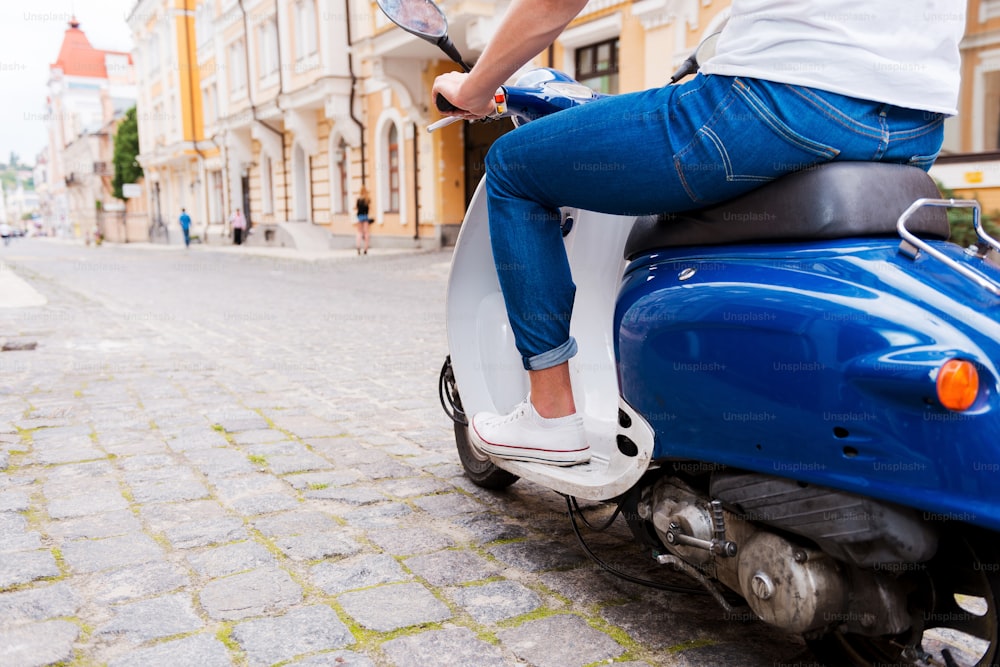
top-left (524, 337), bottom-right (577, 371)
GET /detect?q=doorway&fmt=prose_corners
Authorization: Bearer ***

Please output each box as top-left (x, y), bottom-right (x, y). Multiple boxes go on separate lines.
top-left (463, 119), bottom-right (514, 208)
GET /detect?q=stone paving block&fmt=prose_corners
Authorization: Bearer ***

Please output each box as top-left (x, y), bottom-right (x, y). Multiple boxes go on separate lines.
top-left (96, 593), bottom-right (204, 643)
top-left (185, 448), bottom-right (258, 478)
top-left (404, 549), bottom-right (500, 586)
top-left (310, 554), bottom-right (409, 595)
top-left (303, 487), bottom-right (385, 505)
top-left (411, 493), bottom-right (485, 517)
top-left (274, 533), bottom-right (362, 561)
top-left (340, 502), bottom-right (411, 529)
top-left (488, 540), bottom-right (587, 573)
top-left (163, 516), bottom-right (249, 549)
top-left (288, 651), bottom-right (374, 666)
top-left (100, 437), bottom-right (170, 458)
top-left (0, 549), bottom-right (60, 588)
top-left (452, 514), bottom-right (529, 545)
top-left (0, 581), bottom-right (81, 623)
top-left (61, 534), bottom-right (163, 574)
top-left (33, 443), bottom-right (105, 465)
top-left (115, 453), bottom-right (177, 471)
top-left (243, 441), bottom-right (309, 458)
top-left (355, 460), bottom-right (415, 481)
top-left (377, 477), bottom-right (453, 498)
top-left (0, 489), bottom-right (30, 512)
top-left (46, 509), bottom-right (143, 540)
top-left (448, 580), bottom-right (543, 624)
top-left (127, 473), bottom-right (210, 504)
top-left (199, 566), bottom-right (303, 620)
top-left (496, 614), bottom-right (625, 667)
top-left (229, 429), bottom-right (289, 445)
top-left (368, 526), bottom-right (455, 556)
top-left (107, 633), bottom-right (234, 667)
top-left (337, 582), bottom-right (451, 632)
top-left (270, 416), bottom-right (347, 439)
top-left (164, 429), bottom-right (230, 452)
top-left (185, 541), bottom-right (277, 578)
top-left (83, 560), bottom-right (191, 605)
top-left (206, 409), bottom-right (270, 433)
top-left (140, 499), bottom-right (229, 531)
top-left (231, 604), bottom-right (355, 666)
top-left (252, 510), bottom-right (341, 537)
top-left (542, 565), bottom-right (649, 604)
top-left (282, 470), bottom-right (363, 490)
top-left (266, 452), bottom-right (335, 474)
top-left (0, 620), bottom-right (79, 667)
top-left (47, 489), bottom-right (130, 519)
top-left (0, 529), bottom-right (43, 553)
top-left (384, 627), bottom-right (511, 667)
top-left (229, 492), bottom-right (301, 515)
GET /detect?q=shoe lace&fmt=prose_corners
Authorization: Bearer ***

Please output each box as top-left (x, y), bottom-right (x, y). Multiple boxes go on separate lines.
top-left (494, 400), bottom-right (531, 425)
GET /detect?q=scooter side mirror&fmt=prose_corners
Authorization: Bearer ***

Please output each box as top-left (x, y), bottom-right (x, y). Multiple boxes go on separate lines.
top-left (375, 0), bottom-right (471, 72)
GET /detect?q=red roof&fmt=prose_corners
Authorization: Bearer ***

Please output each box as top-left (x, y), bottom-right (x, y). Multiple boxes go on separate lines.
top-left (51, 18), bottom-right (132, 79)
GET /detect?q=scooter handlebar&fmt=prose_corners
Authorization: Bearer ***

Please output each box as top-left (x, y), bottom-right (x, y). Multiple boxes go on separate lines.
top-left (435, 94), bottom-right (461, 113)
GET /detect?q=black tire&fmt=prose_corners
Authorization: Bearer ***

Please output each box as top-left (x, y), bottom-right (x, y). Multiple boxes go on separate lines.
top-left (454, 420), bottom-right (518, 490)
top-left (807, 529), bottom-right (1000, 667)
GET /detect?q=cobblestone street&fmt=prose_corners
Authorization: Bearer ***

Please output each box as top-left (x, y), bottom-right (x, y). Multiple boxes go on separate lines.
top-left (0, 239), bottom-right (809, 666)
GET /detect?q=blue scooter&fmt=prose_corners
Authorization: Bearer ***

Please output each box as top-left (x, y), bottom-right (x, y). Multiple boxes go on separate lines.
top-left (380, 1), bottom-right (1000, 664)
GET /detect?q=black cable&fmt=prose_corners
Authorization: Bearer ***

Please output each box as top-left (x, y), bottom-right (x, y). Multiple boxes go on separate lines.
top-left (570, 496), bottom-right (621, 532)
top-left (565, 495), bottom-right (709, 596)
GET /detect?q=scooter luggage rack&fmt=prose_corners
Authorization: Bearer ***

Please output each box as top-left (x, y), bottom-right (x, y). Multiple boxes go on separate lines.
top-left (897, 197), bottom-right (1000, 296)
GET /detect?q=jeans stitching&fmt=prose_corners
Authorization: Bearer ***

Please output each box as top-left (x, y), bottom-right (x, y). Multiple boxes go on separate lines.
top-left (734, 81), bottom-right (840, 159)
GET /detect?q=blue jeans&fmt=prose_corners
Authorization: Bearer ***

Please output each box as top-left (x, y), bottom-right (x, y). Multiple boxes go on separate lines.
top-left (484, 74), bottom-right (946, 371)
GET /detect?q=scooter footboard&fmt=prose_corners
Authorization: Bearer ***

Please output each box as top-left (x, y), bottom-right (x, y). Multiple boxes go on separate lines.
top-left (445, 179), bottom-right (641, 469)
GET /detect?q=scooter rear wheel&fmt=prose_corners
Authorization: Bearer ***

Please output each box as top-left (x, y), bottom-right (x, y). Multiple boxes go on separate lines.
top-left (806, 529), bottom-right (999, 666)
top-left (454, 421), bottom-right (519, 490)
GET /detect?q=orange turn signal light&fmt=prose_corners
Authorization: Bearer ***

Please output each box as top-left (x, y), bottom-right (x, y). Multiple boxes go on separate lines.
top-left (936, 359), bottom-right (979, 412)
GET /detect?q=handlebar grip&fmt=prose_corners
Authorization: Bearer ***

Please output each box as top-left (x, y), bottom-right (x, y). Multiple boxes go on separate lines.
top-left (435, 94), bottom-right (461, 113)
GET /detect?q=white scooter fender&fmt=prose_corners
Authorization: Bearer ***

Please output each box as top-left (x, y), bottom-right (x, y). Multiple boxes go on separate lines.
top-left (446, 178), bottom-right (655, 500)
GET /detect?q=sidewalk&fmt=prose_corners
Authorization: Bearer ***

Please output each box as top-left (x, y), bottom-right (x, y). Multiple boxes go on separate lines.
top-left (34, 236), bottom-right (437, 263)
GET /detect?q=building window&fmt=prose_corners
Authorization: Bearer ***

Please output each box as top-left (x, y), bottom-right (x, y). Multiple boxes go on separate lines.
top-left (295, 0), bottom-right (318, 61)
top-left (229, 40), bottom-right (247, 94)
top-left (259, 19), bottom-right (279, 79)
top-left (262, 156), bottom-right (274, 214)
top-left (387, 124), bottom-right (400, 213)
top-left (575, 38), bottom-right (619, 94)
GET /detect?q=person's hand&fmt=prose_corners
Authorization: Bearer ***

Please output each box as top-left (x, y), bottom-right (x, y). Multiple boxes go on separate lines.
top-left (431, 72), bottom-right (496, 120)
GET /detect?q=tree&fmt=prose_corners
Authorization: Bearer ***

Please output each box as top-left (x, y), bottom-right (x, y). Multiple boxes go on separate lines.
top-left (112, 107), bottom-right (143, 200)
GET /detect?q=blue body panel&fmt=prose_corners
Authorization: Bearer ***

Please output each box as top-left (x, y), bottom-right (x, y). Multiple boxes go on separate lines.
top-left (616, 239), bottom-right (1000, 531)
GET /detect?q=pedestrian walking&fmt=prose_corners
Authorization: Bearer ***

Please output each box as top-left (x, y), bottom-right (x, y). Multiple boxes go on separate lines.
top-left (178, 209), bottom-right (192, 248)
top-left (0, 222), bottom-right (11, 247)
top-left (230, 208), bottom-right (247, 245)
top-left (355, 187), bottom-right (371, 255)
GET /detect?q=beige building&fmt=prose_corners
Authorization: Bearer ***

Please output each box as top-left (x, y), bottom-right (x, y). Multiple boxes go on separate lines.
top-left (43, 18), bottom-right (136, 241)
top-left (930, 0), bottom-right (1000, 215)
top-left (124, 0), bottom-right (992, 248)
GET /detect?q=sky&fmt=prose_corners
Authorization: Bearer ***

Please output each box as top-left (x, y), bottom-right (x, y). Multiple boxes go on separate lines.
top-left (0, 0), bottom-right (136, 168)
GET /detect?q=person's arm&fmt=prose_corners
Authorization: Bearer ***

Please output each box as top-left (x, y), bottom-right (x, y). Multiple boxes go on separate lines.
top-left (431, 0), bottom-right (589, 118)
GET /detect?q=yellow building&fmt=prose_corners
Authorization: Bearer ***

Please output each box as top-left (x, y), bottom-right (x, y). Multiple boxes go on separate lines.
top-left (127, 0), bottom-right (210, 244)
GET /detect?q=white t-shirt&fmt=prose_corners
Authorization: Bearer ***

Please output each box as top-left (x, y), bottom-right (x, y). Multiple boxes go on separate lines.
top-left (700, 0), bottom-right (965, 115)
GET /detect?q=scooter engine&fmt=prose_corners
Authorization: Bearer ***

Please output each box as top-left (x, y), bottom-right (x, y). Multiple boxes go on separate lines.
top-left (635, 474), bottom-right (922, 636)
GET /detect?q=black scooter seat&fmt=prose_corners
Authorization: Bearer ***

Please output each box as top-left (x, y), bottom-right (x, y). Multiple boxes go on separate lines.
top-left (624, 161), bottom-right (950, 260)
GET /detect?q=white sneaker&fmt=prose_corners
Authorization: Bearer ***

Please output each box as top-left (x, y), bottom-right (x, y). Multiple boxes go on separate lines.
top-left (470, 397), bottom-right (590, 466)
